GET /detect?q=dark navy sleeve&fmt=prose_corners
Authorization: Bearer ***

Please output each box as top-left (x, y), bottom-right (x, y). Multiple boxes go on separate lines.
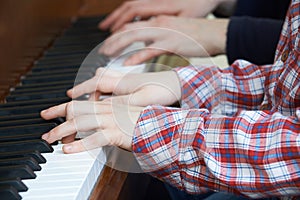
top-left (226, 16), bottom-right (284, 65)
top-left (233, 0), bottom-right (290, 20)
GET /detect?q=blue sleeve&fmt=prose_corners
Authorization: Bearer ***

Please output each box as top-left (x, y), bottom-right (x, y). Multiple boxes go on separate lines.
top-left (233, 0), bottom-right (290, 20)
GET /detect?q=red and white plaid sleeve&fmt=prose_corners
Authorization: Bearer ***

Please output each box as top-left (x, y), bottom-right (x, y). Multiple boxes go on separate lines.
top-left (133, 85), bottom-right (300, 199)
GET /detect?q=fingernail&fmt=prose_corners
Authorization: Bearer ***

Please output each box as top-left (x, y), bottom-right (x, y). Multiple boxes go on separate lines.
top-left (64, 145), bottom-right (72, 152)
top-left (67, 89), bottom-right (72, 95)
top-left (41, 109), bottom-right (48, 114)
top-left (42, 133), bottom-right (49, 140)
top-left (124, 59), bottom-right (133, 66)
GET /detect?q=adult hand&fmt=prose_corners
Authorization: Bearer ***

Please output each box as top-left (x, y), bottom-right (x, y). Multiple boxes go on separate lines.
top-left (67, 67), bottom-right (181, 107)
top-left (99, 16), bottom-right (229, 65)
top-left (41, 101), bottom-right (143, 153)
top-left (99, 0), bottom-right (222, 32)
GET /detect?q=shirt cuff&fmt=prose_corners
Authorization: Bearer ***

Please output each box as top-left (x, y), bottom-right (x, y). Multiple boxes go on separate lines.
top-left (132, 105), bottom-right (211, 193)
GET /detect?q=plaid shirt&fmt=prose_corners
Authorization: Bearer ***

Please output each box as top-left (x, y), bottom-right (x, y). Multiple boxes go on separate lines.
top-left (132, 0), bottom-right (300, 199)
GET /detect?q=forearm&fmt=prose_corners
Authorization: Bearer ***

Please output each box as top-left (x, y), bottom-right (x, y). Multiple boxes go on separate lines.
top-left (133, 105), bottom-right (300, 198)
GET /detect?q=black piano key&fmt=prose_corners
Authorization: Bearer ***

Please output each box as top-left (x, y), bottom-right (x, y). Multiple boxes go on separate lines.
top-left (32, 63), bottom-right (80, 72)
top-left (25, 69), bottom-right (79, 79)
top-left (0, 178), bottom-right (27, 192)
top-left (0, 113), bottom-right (40, 122)
top-left (37, 56), bottom-right (102, 66)
top-left (0, 157), bottom-right (41, 171)
top-left (52, 34), bottom-right (103, 46)
top-left (21, 73), bottom-right (93, 84)
top-left (0, 123), bottom-right (56, 135)
top-left (0, 139), bottom-right (53, 153)
top-left (0, 165), bottom-right (36, 179)
top-left (6, 90), bottom-right (68, 102)
top-left (35, 58), bottom-right (84, 66)
top-left (0, 150), bottom-right (46, 164)
top-left (62, 28), bottom-right (101, 36)
top-left (44, 49), bottom-right (91, 57)
top-left (38, 52), bottom-right (88, 60)
top-left (11, 85), bottom-right (72, 95)
top-left (36, 57), bottom-right (85, 65)
top-left (48, 43), bottom-right (95, 50)
top-left (0, 133), bottom-right (45, 143)
top-left (47, 44), bottom-right (96, 53)
top-left (26, 67), bottom-right (93, 78)
top-left (53, 39), bottom-right (100, 47)
top-left (0, 185), bottom-right (21, 200)
top-left (0, 103), bottom-right (59, 115)
top-left (0, 118), bottom-right (47, 127)
top-left (21, 74), bottom-right (77, 84)
top-left (0, 97), bottom-right (69, 108)
top-left (15, 80), bottom-right (74, 89)
top-left (65, 24), bottom-right (105, 31)
top-left (73, 16), bottom-right (106, 25)
top-left (32, 63), bottom-right (98, 74)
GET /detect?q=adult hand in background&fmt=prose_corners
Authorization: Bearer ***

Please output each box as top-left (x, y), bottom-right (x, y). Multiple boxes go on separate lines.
top-left (99, 16), bottom-right (229, 65)
top-left (67, 67), bottom-right (182, 106)
top-left (99, 0), bottom-right (223, 32)
top-left (41, 101), bottom-right (143, 153)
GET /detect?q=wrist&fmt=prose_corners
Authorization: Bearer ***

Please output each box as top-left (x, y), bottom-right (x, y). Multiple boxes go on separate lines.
top-left (210, 18), bottom-right (229, 55)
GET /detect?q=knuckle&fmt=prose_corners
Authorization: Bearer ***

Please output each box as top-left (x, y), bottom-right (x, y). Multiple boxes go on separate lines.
top-left (155, 15), bottom-right (169, 25)
top-left (66, 101), bottom-right (76, 118)
top-left (49, 127), bottom-right (61, 140)
top-left (66, 101), bottom-right (73, 112)
top-left (123, 1), bottom-right (134, 9)
top-left (122, 23), bottom-right (132, 31)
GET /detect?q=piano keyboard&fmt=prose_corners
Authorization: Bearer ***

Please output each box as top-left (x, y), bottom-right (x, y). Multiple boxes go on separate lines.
top-left (0, 16), bottom-right (111, 200)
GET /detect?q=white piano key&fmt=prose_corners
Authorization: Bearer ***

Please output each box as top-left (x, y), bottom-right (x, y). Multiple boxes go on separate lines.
top-left (20, 144), bottom-right (106, 200)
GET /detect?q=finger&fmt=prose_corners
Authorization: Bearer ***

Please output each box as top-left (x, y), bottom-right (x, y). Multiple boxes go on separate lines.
top-left (42, 114), bottom-right (109, 144)
top-left (62, 131), bottom-right (110, 153)
top-left (61, 133), bottom-right (76, 144)
top-left (69, 68), bottom-right (123, 99)
top-left (40, 103), bottom-right (68, 120)
top-left (110, 3), bottom-right (176, 32)
top-left (110, 5), bottom-right (148, 32)
top-left (103, 95), bottom-right (129, 105)
top-left (67, 77), bottom-right (98, 99)
top-left (103, 91), bottom-right (149, 106)
top-left (100, 21), bottom-right (157, 55)
top-left (100, 27), bottom-right (157, 56)
top-left (88, 91), bottom-right (101, 101)
top-left (124, 46), bottom-right (165, 66)
top-left (65, 101), bottom-right (113, 116)
top-left (99, 2), bottom-right (132, 30)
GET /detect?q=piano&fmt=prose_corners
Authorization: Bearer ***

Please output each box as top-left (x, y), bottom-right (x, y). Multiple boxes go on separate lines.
top-left (0, 1), bottom-right (137, 199)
